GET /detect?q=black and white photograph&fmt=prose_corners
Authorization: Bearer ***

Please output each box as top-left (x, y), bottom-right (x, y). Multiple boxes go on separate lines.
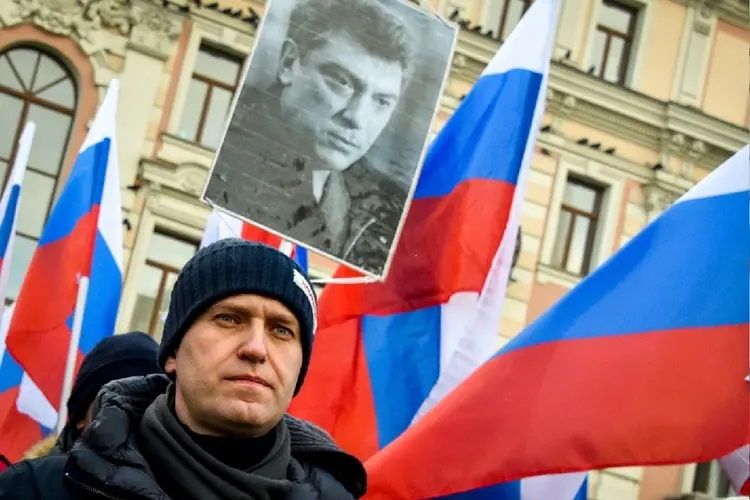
top-left (202, 0), bottom-right (457, 279)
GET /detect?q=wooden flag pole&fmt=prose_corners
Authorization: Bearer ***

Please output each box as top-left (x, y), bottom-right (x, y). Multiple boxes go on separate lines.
top-left (56, 275), bottom-right (90, 435)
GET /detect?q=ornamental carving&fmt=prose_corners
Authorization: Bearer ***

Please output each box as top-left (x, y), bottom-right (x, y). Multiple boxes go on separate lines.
top-left (10, 0), bottom-right (181, 47)
top-left (547, 90), bottom-right (577, 117)
top-left (659, 132), bottom-right (708, 171)
top-left (688, 139), bottom-right (707, 160)
top-left (178, 165), bottom-right (207, 197)
top-left (692, 0), bottom-right (718, 35)
top-left (642, 183), bottom-right (679, 221)
top-left (13, 0), bottom-right (130, 38)
top-left (669, 132), bottom-right (686, 152)
top-left (130, 0), bottom-right (182, 55)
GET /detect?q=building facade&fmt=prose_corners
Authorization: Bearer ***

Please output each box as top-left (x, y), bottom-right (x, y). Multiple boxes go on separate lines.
top-left (0, 0), bottom-right (747, 497)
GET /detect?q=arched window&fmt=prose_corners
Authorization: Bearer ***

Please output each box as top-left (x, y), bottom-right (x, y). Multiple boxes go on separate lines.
top-left (0, 46), bottom-right (78, 299)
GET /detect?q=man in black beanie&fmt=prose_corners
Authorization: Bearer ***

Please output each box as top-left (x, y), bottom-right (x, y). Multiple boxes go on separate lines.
top-left (0, 239), bottom-right (366, 500)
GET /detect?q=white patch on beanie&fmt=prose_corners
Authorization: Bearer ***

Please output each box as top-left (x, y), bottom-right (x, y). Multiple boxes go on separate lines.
top-left (293, 269), bottom-right (318, 334)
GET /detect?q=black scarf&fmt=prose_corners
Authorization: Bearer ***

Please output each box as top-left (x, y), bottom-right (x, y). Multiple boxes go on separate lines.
top-left (137, 389), bottom-right (307, 500)
top-left (66, 375), bottom-right (366, 500)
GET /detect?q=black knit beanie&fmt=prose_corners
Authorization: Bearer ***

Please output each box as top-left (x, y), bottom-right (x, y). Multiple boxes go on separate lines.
top-left (159, 239), bottom-right (318, 395)
top-left (67, 331), bottom-right (161, 424)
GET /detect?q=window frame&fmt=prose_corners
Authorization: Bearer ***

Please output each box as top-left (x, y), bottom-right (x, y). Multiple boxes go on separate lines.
top-left (117, 194), bottom-right (206, 337)
top-left (551, 176), bottom-right (604, 276)
top-left (129, 229), bottom-right (198, 338)
top-left (0, 45), bottom-right (79, 302)
top-left (141, 258), bottom-right (183, 336)
top-left (179, 43), bottom-right (243, 149)
top-left (167, 23), bottom-right (252, 152)
top-left (496, 0), bottom-right (533, 41)
top-left (591, 0), bottom-right (638, 85)
top-left (0, 46), bottom-right (78, 235)
top-left (538, 155), bottom-right (625, 289)
top-left (582, 0), bottom-right (656, 89)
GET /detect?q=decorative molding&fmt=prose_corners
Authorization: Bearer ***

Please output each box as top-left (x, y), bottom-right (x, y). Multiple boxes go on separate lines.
top-left (536, 135), bottom-right (652, 183)
top-left (660, 0), bottom-right (748, 29)
top-left (184, 0), bottom-right (257, 34)
top-left (641, 167), bottom-right (693, 221)
top-left (150, 194), bottom-right (209, 235)
top-left (452, 52), bottom-right (468, 69)
top-left (692, 0), bottom-right (720, 34)
top-left (157, 133), bottom-right (215, 169)
top-left (128, 0), bottom-right (182, 58)
top-left (642, 183), bottom-right (679, 221)
top-left (140, 157), bottom-right (209, 197)
top-left (5, 0), bottom-right (181, 57)
top-left (9, 0), bottom-right (130, 39)
top-left (140, 159), bottom-right (211, 231)
top-left (696, 0), bottom-right (750, 29)
top-left (176, 163), bottom-right (208, 197)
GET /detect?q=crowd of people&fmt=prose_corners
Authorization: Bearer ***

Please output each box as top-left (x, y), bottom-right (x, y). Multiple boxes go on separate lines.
top-left (0, 239), bottom-right (366, 499)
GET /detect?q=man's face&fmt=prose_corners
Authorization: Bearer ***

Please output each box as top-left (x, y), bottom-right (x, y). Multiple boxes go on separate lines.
top-left (277, 29), bottom-right (404, 171)
top-left (165, 294), bottom-right (302, 437)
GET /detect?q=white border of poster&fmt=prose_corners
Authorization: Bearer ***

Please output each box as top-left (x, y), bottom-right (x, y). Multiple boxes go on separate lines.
top-left (202, 0), bottom-right (457, 281)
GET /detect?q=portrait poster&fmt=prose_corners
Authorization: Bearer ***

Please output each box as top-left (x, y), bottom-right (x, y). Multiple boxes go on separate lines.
top-left (202, 0), bottom-right (457, 280)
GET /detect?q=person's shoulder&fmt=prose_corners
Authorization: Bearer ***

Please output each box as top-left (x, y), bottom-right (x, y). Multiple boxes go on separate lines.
top-left (285, 415), bottom-right (367, 499)
top-left (0, 455), bottom-right (69, 499)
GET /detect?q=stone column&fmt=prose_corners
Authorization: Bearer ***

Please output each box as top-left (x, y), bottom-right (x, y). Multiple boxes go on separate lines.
top-left (116, 0), bottom-right (183, 211)
top-left (671, 0), bottom-right (719, 106)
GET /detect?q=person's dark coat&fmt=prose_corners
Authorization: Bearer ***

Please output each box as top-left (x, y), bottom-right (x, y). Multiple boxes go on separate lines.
top-left (0, 375), bottom-right (366, 500)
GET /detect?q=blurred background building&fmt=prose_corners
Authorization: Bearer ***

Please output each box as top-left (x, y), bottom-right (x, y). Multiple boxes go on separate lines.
top-left (0, 0), bottom-right (747, 497)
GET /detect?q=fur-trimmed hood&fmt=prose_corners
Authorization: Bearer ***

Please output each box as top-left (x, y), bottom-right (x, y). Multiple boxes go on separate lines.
top-left (22, 435), bottom-right (57, 460)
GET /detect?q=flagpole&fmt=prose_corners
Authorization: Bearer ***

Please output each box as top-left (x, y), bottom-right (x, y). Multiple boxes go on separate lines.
top-left (56, 275), bottom-right (90, 435)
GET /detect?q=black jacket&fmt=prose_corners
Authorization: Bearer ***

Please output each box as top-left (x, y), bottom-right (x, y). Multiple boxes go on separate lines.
top-left (0, 375), bottom-right (366, 499)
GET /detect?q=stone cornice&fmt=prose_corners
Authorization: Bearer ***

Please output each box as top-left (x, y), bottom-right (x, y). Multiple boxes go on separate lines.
top-left (452, 29), bottom-right (748, 169)
top-left (139, 157), bottom-right (209, 198)
top-left (164, 0), bottom-right (259, 29)
top-left (536, 134), bottom-right (655, 183)
top-left (1, 0), bottom-right (184, 59)
top-left (140, 159), bottom-right (213, 230)
top-left (717, 0), bottom-right (750, 27)
top-left (679, 0), bottom-right (750, 29)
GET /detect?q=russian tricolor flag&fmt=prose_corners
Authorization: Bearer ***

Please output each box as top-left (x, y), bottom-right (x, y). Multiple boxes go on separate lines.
top-left (0, 123), bottom-right (33, 311)
top-left (200, 209), bottom-right (308, 273)
top-left (363, 145), bottom-right (749, 498)
top-left (0, 80), bottom-right (123, 461)
top-left (0, 123), bottom-right (34, 461)
top-left (290, 0), bottom-right (590, 497)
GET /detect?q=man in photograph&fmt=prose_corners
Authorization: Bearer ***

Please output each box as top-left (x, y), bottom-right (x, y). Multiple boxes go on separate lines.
top-left (212, 0), bottom-right (416, 275)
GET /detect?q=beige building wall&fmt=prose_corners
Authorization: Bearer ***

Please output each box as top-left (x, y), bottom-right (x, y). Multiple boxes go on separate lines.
top-left (703, 20), bottom-right (750, 126)
top-left (1, 0), bottom-right (747, 498)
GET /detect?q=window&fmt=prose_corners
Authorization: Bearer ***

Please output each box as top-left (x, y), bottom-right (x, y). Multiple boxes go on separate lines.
top-left (129, 232), bottom-right (198, 340)
top-left (590, 0), bottom-right (638, 84)
top-left (693, 461), bottom-right (735, 497)
top-left (550, 177), bottom-right (604, 276)
top-left (0, 46), bottom-right (77, 301)
top-left (497, 0), bottom-right (533, 41)
top-left (177, 44), bottom-right (243, 150)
